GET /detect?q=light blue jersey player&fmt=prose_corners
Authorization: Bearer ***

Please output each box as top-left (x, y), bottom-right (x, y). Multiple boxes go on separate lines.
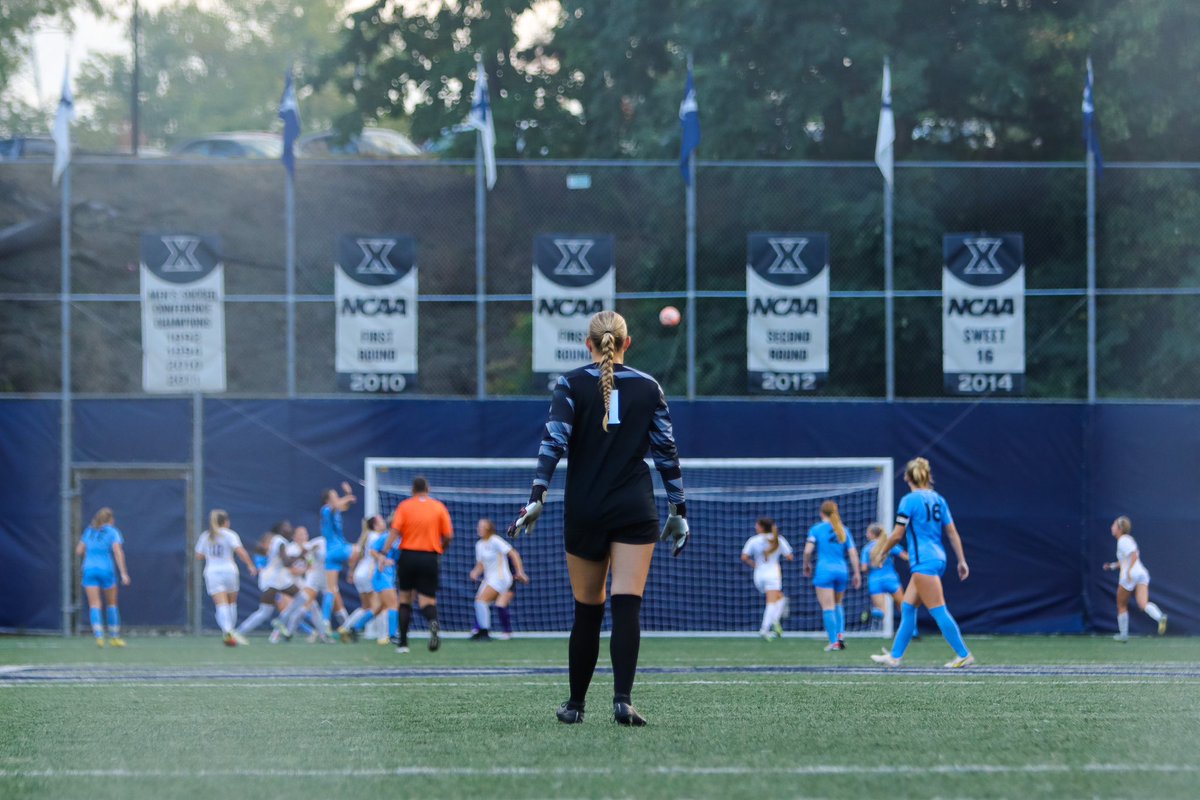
top-left (803, 500), bottom-right (860, 651)
top-left (339, 515), bottom-right (388, 641)
top-left (368, 528), bottom-right (401, 644)
top-left (860, 523), bottom-right (909, 630)
top-left (75, 507), bottom-right (131, 647)
top-left (870, 458), bottom-right (974, 669)
top-left (318, 481), bottom-right (357, 633)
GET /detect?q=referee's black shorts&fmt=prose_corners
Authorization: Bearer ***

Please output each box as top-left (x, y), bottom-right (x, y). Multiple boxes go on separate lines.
top-left (564, 519), bottom-right (659, 562)
top-left (395, 549), bottom-right (440, 597)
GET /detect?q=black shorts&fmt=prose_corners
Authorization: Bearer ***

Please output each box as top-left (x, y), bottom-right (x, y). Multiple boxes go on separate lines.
top-left (395, 550), bottom-right (440, 597)
top-left (565, 519), bottom-right (659, 562)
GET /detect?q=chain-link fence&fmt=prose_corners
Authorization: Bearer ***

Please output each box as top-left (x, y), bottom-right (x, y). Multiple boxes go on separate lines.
top-left (2, 156), bottom-right (1197, 399)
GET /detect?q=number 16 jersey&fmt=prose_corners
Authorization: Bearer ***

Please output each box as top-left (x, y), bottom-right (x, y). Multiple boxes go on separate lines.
top-left (895, 489), bottom-right (954, 570)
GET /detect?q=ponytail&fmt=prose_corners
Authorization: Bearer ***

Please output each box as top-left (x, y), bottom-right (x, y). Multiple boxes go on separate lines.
top-left (90, 507), bottom-right (113, 530)
top-left (208, 508), bottom-right (228, 537)
top-left (904, 457), bottom-right (933, 488)
top-left (759, 517), bottom-right (779, 556)
top-left (587, 310), bottom-right (629, 432)
top-left (821, 500), bottom-right (846, 544)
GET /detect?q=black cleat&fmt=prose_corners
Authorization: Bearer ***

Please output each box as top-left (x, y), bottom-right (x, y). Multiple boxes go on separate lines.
top-left (556, 701), bottom-right (585, 724)
top-left (428, 620), bottom-right (441, 652)
top-left (469, 630), bottom-right (491, 641)
top-left (613, 701), bottom-right (647, 727)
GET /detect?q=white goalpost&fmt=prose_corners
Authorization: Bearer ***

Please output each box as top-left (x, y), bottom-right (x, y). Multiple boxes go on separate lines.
top-left (364, 457), bottom-right (894, 638)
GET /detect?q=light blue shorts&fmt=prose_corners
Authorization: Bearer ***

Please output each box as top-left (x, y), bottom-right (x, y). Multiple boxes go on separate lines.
top-left (868, 573), bottom-right (902, 595)
top-left (813, 568), bottom-right (848, 592)
top-left (911, 559), bottom-right (946, 577)
top-left (325, 543), bottom-right (352, 571)
top-left (82, 567), bottom-right (116, 590)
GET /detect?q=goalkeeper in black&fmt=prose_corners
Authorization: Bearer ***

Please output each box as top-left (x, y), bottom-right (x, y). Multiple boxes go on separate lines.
top-left (509, 310), bottom-right (688, 727)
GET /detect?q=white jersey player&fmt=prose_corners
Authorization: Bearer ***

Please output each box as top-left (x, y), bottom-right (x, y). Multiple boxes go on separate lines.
top-left (741, 518), bottom-right (794, 640)
top-left (194, 510), bottom-right (256, 646)
top-left (273, 526), bottom-right (331, 643)
top-left (468, 519), bottom-right (528, 641)
top-left (339, 516), bottom-right (388, 642)
top-left (1103, 516), bottom-right (1167, 641)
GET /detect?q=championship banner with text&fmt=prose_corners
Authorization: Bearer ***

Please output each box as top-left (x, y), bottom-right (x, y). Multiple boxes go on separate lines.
top-left (335, 235), bottom-right (417, 393)
top-left (746, 232), bottom-right (830, 393)
top-left (139, 233), bottom-right (226, 393)
top-left (943, 233), bottom-right (1025, 395)
top-left (532, 234), bottom-right (615, 391)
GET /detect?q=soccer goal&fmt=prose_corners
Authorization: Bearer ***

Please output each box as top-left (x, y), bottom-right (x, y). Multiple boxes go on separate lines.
top-left (364, 457), bottom-right (894, 638)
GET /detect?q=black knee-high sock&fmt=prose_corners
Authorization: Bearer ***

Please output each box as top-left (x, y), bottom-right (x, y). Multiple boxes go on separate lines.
top-left (421, 604), bottom-right (438, 625)
top-left (568, 600), bottom-right (605, 707)
top-left (398, 603), bottom-right (412, 643)
top-left (610, 594), bottom-right (642, 705)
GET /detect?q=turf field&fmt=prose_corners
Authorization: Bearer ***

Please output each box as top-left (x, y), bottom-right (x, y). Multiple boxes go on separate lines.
top-left (1, 634), bottom-right (1197, 799)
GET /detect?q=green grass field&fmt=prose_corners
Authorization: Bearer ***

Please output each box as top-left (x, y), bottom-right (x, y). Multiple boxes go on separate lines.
top-left (1, 634), bottom-right (1198, 799)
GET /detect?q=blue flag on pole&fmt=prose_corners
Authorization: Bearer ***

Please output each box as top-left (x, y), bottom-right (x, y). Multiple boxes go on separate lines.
top-left (1082, 57), bottom-right (1103, 178)
top-left (679, 62), bottom-right (700, 184)
top-left (279, 71), bottom-right (301, 177)
top-left (466, 62), bottom-right (497, 190)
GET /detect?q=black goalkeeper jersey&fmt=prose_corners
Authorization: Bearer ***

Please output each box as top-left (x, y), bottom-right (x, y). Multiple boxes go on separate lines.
top-left (533, 363), bottom-right (685, 534)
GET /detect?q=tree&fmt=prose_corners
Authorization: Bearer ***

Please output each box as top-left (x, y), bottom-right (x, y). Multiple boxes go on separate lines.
top-left (74, 0), bottom-right (353, 151)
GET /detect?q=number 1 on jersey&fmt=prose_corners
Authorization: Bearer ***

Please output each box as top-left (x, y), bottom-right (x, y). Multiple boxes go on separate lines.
top-left (608, 389), bottom-right (621, 426)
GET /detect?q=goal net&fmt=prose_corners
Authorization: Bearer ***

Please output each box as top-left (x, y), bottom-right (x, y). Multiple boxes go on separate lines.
top-left (364, 458), bottom-right (893, 637)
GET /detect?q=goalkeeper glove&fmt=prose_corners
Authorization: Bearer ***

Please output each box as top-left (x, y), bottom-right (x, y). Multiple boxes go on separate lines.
top-left (660, 502), bottom-right (689, 557)
top-left (507, 485), bottom-right (546, 538)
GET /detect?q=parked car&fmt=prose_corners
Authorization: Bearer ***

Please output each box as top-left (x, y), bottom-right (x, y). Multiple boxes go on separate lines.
top-left (171, 132), bottom-right (282, 159)
top-left (297, 127), bottom-right (423, 158)
top-left (0, 137), bottom-right (56, 160)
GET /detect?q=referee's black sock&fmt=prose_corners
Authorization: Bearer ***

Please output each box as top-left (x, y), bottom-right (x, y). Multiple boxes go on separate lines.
top-left (398, 603), bottom-right (412, 644)
top-left (568, 600), bottom-right (605, 707)
top-left (610, 594), bottom-right (642, 705)
top-left (421, 604), bottom-right (438, 625)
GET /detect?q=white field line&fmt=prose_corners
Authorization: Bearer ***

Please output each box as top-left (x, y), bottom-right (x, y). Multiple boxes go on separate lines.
top-left (0, 678), bottom-right (1191, 689)
top-left (0, 764), bottom-right (1196, 779)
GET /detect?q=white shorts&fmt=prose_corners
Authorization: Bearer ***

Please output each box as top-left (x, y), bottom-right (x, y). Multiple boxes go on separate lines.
top-left (204, 569), bottom-right (239, 596)
top-left (481, 573), bottom-right (513, 595)
top-left (753, 569), bottom-right (782, 594)
top-left (260, 567), bottom-right (294, 592)
top-left (303, 570), bottom-right (324, 594)
top-left (353, 565), bottom-right (375, 595)
top-left (1119, 566), bottom-right (1150, 592)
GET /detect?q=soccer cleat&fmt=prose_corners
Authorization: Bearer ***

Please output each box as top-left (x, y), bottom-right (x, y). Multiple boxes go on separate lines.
top-left (1158, 615), bottom-right (1169, 636)
top-left (108, 637), bottom-right (126, 648)
top-left (838, 636), bottom-right (847, 649)
top-left (823, 642), bottom-right (845, 652)
top-left (495, 632), bottom-right (512, 641)
top-left (760, 631), bottom-right (774, 641)
top-left (870, 652), bottom-right (902, 667)
top-left (232, 632), bottom-right (249, 646)
top-left (395, 645), bottom-right (410, 654)
top-left (95, 637), bottom-right (106, 648)
top-left (772, 622), bottom-right (784, 638)
top-left (268, 629), bottom-right (282, 644)
top-left (428, 620), bottom-right (441, 652)
top-left (556, 702), bottom-right (585, 724)
top-left (469, 630), bottom-right (491, 641)
top-left (612, 701), bottom-right (647, 727)
top-left (944, 654), bottom-right (975, 669)
top-left (376, 637), bottom-right (390, 646)
top-left (1113, 633), bottom-right (1129, 643)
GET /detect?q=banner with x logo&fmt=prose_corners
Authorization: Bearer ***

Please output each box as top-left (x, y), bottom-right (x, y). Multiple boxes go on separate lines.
top-left (335, 234), bottom-right (418, 393)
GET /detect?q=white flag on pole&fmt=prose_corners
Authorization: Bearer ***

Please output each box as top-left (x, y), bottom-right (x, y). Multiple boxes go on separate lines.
top-left (466, 63), bottom-right (497, 190)
top-left (875, 60), bottom-right (895, 188)
top-left (52, 60), bottom-right (74, 185)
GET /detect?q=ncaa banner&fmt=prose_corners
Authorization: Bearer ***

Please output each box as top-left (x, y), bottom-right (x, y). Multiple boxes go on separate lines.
top-left (943, 233), bottom-right (1025, 395)
top-left (746, 232), bottom-right (830, 393)
top-left (532, 234), bottom-right (615, 391)
top-left (335, 235), bottom-right (417, 393)
top-left (139, 233), bottom-right (226, 393)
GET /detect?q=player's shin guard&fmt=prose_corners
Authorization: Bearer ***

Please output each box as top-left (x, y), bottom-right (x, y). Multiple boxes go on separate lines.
top-left (821, 609), bottom-right (839, 645)
top-left (1144, 602), bottom-right (1164, 622)
top-left (1117, 611), bottom-right (1129, 637)
top-left (106, 606), bottom-right (120, 637)
top-left (929, 605), bottom-right (968, 658)
top-left (89, 608), bottom-right (104, 638)
top-left (834, 604), bottom-right (845, 638)
top-left (238, 603), bottom-right (274, 634)
top-left (891, 602), bottom-right (917, 659)
top-left (496, 606), bottom-right (512, 634)
top-left (610, 594), bottom-right (642, 705)
top-left (474, 600), bottom-right (491, 633)
top-left (568, 600), bottom-right (605, 706)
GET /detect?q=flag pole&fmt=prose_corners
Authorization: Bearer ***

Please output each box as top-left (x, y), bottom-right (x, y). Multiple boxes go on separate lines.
top-left (475, 134), bottom-right (487, 399)
top-left (285, 166), bottom-right (296, 398)
top-left (1086, 148), bottom-right (1096, 404)
top-left (884, 176), bottom-right (895, 402)
top-left (685, 53), bottom-right (697, 400)
top-left (59, 158), bottom-right (73, 637)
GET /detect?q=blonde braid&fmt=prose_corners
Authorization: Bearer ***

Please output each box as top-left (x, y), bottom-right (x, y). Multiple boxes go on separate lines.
top-left (600, 331), bottom-right (616, 431)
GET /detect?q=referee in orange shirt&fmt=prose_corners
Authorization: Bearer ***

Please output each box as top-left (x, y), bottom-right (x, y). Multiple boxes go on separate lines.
top-left (381, 476), bottom-right (453, 653)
